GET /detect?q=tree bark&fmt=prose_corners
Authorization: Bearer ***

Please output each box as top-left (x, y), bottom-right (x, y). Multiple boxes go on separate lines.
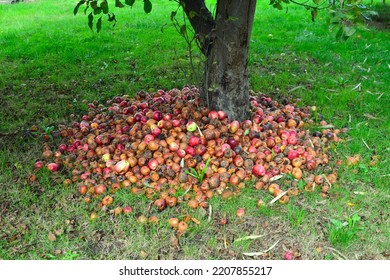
top-left (181, 0), bottom-right (256, 121)
top-left (203, 0), bottom-right (257, 122)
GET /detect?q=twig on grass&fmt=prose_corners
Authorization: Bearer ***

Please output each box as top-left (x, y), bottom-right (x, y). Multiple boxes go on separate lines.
top-left (243, 239), bottom-right (281, 257)
top-left (268, 191), bottom-right (288, 205)
top-left (234, 235), bottom-right (265, 243)
top-left (269, 174), bottom-right (284, 182)
top-left (207, 204), bottom-right (212, 222)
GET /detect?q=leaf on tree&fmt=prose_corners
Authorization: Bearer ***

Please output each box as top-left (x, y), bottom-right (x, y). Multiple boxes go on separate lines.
top-left (91, 1), bottom-right (98, 10)
top-left (74, 0), bottom-right (86, 16)
top-left (115, 0), bottom-right (125, 8)
top-left (101, 0), bottom-right (109, 14)
top-left (125, 0), bottom-right (135, 6)
top-left (94, 7), bottom-right (102, 15)
top-left (108, 13), bottom-right (117, 22)
top-left (144, 0), bottom-right (152, 14)
top-left (96, 16), bottom-right (102, 33)
top-left (180, 24), bottom-right (187, 36)
top-left (88, 12), bottom-right (94, 30)
top-left (313, 0), bottom-right (321, 4)
top-left (170, 11), bottom-right (177, 21)
top-left (273, 3), bottom-right (283, 10)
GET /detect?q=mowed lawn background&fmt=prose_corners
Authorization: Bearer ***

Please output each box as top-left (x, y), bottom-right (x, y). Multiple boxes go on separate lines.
top-left (0, 0), bottom-right (389, 259)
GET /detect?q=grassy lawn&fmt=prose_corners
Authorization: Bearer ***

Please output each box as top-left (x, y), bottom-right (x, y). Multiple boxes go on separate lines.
top-left (0, 0), bottom-right (389, 260)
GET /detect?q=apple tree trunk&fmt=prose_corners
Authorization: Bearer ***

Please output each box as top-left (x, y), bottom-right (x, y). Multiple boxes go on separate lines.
top-left (203, 0), bottom-right (256, 121)
top-left (182, 0), bottom-right (257, 121)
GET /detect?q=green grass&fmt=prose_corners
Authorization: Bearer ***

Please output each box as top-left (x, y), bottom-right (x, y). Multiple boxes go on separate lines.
top-left (0, 0), bottom-right (389, 260)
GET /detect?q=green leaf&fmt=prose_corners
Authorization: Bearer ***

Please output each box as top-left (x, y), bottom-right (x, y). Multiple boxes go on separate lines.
top-left (91, 1), bottom-right (98, 10)
top-left (108, 13), bottom-right (116, 22)
top-left (96, 16), bottom-right (102, 33)
top-left (101, 0), bottom-right (109, 14)
top-left (273, 3), bottom-right (283, 10)
top-left (88, 12), bottom-right (93, 30)
top-left (74, 0), bottom-right (86, 15)
top-left (84, 5), bottom-right (89, 15)
top-left (180, 24), bottom-right (187, 36)
top-left (170, 11), bottom-right (177, 21)
top-left (351, 214), bottom-right (360, 223)
top-left (94, 7), bottom-right (102, 15)
top-left (115, 0), bottom-right (125, 8)
top-left (125, 0), bottom-right (135, 6)
top-left (313, 0), bottom-right (321, 4)
top-left (144, 0), bottom-right (152, 14)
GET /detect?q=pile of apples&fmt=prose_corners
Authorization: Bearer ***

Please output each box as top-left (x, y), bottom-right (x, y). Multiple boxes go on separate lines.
top-left (34, 86), bottom-right (342, 221)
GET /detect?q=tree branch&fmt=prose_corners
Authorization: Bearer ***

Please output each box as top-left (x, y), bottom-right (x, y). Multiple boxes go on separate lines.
top-left (289, 0), bottom-right (330, 10)
top-left (180, 0), bottom-right (215, 56)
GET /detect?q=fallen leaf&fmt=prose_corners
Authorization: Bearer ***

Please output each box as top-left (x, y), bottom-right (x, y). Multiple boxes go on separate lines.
top-left (191, 217), bottom-right (201, 225)
top-left (54, 249), bottom-right (62, 255)
top-left (170, 235), bottom-right (179, 248)
top-left (183, 214), bottom-right (192, 223)
top-left (139, 250), bottom-right (148, 259)
top-left (48, 232), bottom-right (56, 242)
top-left (54, 229), bottom-right (64, 236)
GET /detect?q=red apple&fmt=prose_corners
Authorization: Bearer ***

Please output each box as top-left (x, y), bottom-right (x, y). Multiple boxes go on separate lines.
top-left (188, 136), bottom-right (201, 147)
top-left (208, 110), bottom-right (219, 119)
top-left (217, 110), bottom-right (227, 120)
top-left (185, 146), bottom-right (195, 156)
top-left (177, 149), bottom-right (186, 158)
top-left (34, 161), bottom-right (44, 169)
top-left (229, 120), bottom-right (240, 133)
top-left (123, 206), bottom-right (133, 214)
top-left (148, 158), bottom-right (159, 170)
top-left (252, 164), bottom-right (265, 177)
top-left (152, 110), bottom-right (163, 121)
top-left (46, 163), bottom-right (59, 172)
top-left (288, 149), bottom-right (299, 160)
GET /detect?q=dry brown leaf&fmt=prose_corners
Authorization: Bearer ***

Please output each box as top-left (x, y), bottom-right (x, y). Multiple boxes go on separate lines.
top-left (54, 229), bottom-right (64, 236)
top-left (191, 217), bottom-right (201, 225)
top-left (54, 249), bottom-right (62, 255)
top-left (183, 214), bottom-right (192, 223)
top-left (48, 232), bottom-right (56, 242)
